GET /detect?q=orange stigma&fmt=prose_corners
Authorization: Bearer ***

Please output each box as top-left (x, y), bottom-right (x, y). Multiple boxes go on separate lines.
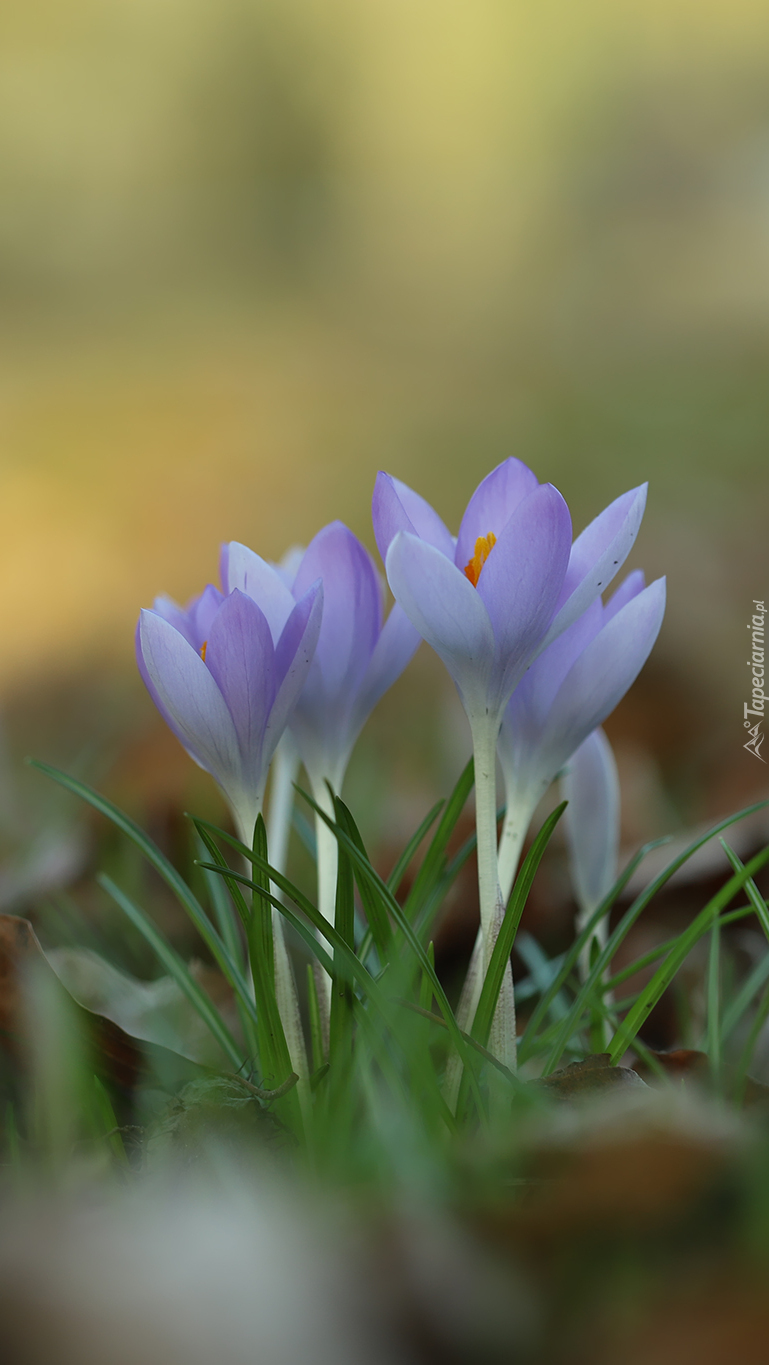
top-left (200, 641), bottom-right (208, 662)
top-left (463, 532), bottom-right (497, 587)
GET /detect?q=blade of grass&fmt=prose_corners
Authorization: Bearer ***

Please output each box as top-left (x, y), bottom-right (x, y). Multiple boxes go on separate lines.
top-left (306, 964), bottom-right (324, 1074)
top-left (293, 793), bottom-right (487, 1116)
top-left (519, 839), bottom-right (668, 1061)
top-left (328, 797), bottom-right (355, 1065)
top-left (30, 761), bottom-right (259, 1028)
top-left (734, 983), bottom-right (769, 1105)
top-left (471, 803), bottom-right (567, 1053)
top-left (97, 873), bottom-right (244, 1069)
top-left (403, 758), bottom-right (474, 923)
top-left (247, 816), bottom-right (296, 1095)
top-left (720, 840), bottom-right (769, 944)
top-left (606, 906), bottom-right (754, 993)
top-left (387, 800), bottom-right (444, 895)
top-left (334, 798), bottom-right (392, 959)
top-left (606, 843), bottom-right (769, 1065)
top-left (707, 915), bottom-right (722, 1087)
top-left (721, 952), bottom-right (769, 1046)
top-left (528, 800), bottom-right (769, 1069)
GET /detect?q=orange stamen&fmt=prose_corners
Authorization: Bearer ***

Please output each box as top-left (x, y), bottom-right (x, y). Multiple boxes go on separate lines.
top-left (463, 532), bottom-right (497, 587)
top-left (200, 641), bottom-right (208, 662)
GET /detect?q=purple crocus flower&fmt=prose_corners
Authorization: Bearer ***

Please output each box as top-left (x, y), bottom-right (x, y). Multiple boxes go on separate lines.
top-left (374, 459), bottom-right (648, 1073)
top-left (562, 727), bottom-right (621, 1011)
top-left (562, 727), bottom-right (620, 932)
top-left (222, 524), bottom-right (420, 929)
top-left (136, 578), bottom-right (323, 846)
top-left (496, 570), bottom-right (665, 899)
top-left (373, 460), bottom-right (647, 726)
top-left (222, 523), bottom-right (420, 794)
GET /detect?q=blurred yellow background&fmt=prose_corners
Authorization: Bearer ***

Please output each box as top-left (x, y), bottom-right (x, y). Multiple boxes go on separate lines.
top-left (1, 0), bottom-right (768, 826)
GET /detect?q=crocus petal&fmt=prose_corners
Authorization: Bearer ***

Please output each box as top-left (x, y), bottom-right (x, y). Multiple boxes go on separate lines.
top-left (507, 597), bottom-right (603, 731)
top-left (220, 541), bottom-right (296, 640)
top-left (372, 471), bottom-right (454, 563)
top-left (137, 609), bottom-right (241, 784)
top-left (604, 568), bottom-right (645, 621)
top-left (190, 584), bottom-right (224, 646)
top-left (204, 589), bottom-right (275, 766)
top-left (267, 581), bottom-right (324, 752)
top-left (562, 727), bottom-right (620, 912)
top-left (539, 484), bottom-right (648, 650)
top-left (476, 483), bottom-right (572, 704)
top-left (542, 577), bottom-right (666, 774)
top-left (351, 602), bottom-right (421, 734)
top-left (272, 544), bottom-right (305, 588)
top-left (152, 595), bottom-right (197, 648)
top-left (454, 458), bottom-right (539, 573)
top-left (386, 531), bottom-right (495, 712)
top-left (292, 522), bottom-right (382, 699)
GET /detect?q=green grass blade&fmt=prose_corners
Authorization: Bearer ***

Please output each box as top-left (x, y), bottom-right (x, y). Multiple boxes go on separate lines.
top-left (246, 816), bottom-right (296, 1093)
top-left (471, 803), bottom-right (567, 1053)
top-left (722, 951), bottom-right (769, 1046)
top-left (734, 983), bottom-right (769, 1105)
top-left (528, 800), bottom-right (769, 1070)
top-left (387, 800), bottom-right (444, 895)
top-left (403, 758), bottom-right (474, 923)
top-left (335, 799), bottom-right (392, 959)
top-left (306, 963), bottom-right (324, 1074)
top-left (707, 915), bottom-right (722, 1087)
top-left (720, 839), bottom-right (769, 944)
top-left (29, 761), bottom-right (258, 1025)
top-left (292, 792), bottom-right (487, 1115)
top-left (606, 905), bottom-right (754, 993)
top-left (97, 873), bottom-right (244, 1069)
top-left (606, 843), bottom-right (769, 1064)
top-left (329, 797), bottom-right (356, 1064)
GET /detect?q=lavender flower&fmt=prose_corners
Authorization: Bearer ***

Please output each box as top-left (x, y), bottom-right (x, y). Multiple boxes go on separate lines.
top-left (497, 570), bottom-right (665, 899)
top-left (222, 524), bottom-right (420, 928)
top-left (374, 460), bottom-right (647, 1071)
top-left (137, 579), bottom-right (323, 847)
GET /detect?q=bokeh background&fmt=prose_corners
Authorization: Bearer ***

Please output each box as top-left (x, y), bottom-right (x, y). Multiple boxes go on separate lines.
top-left (1, 0), bottom-right (768, 905)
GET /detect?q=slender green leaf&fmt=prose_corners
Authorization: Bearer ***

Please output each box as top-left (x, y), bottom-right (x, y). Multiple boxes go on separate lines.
top-left (529, 800), bottom-right (769, 1070)
top-left (29, 761), bottom-right (259, 1027)
top-left (306, 963), bottom-right (324, 1074)
top-left (721, 840), bottom-right (769, 944)
top-left (97, 873), bottom-right (244, 1069)
top-left (387, 800), bottom-right (444, 895)
top-left (607, 843), bottom-right (769, 1064)
top-left (335, 799), bottom-right (392, 958)
top-left (707, 915), bottom-right (722, 1086)
top-left (329, 798), bottom-right (356, 1063)
top-left (291, 794), bottom-right (487, 1115)
top-left (471, 803), bottom-right (567, 1052)
top-left (403, 758), bottom-right (474, 922)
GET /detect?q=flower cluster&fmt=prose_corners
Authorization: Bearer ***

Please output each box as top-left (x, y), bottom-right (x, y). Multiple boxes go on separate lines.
top-left (137, 458), bottom-right (665, 1072)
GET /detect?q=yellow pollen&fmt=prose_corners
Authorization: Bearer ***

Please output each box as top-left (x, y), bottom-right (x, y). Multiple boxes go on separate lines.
top-left (200, 641), bottom-right (208, 662)
top-left (464, 532), bottom-right (497, 587)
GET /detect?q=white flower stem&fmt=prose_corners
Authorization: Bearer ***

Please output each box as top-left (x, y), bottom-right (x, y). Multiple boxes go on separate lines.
top-left (497, 776), bottom-right (540, 905)
top-left (469, 715), bottom-right (502, 956)
top-left (266, 733), bottom-right (300, 887)
top-left (469, 715), bottom-right (517, 1074)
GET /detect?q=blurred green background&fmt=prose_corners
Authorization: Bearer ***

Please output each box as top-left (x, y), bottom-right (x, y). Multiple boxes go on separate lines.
top-left (1, 0), bottom-right (768, 849)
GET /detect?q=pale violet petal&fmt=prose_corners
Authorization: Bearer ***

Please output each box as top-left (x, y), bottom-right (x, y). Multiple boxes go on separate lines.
top-left (372, 471), bottom-right (454, 563)
top-left (385, 532), bottom-right (495, 714)
top-left (562, 728), bottom-right (620, 912)
top-left (537, 484), bottom-right (648, 652)
top-left (220, 542), bottom-right (296, 641)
